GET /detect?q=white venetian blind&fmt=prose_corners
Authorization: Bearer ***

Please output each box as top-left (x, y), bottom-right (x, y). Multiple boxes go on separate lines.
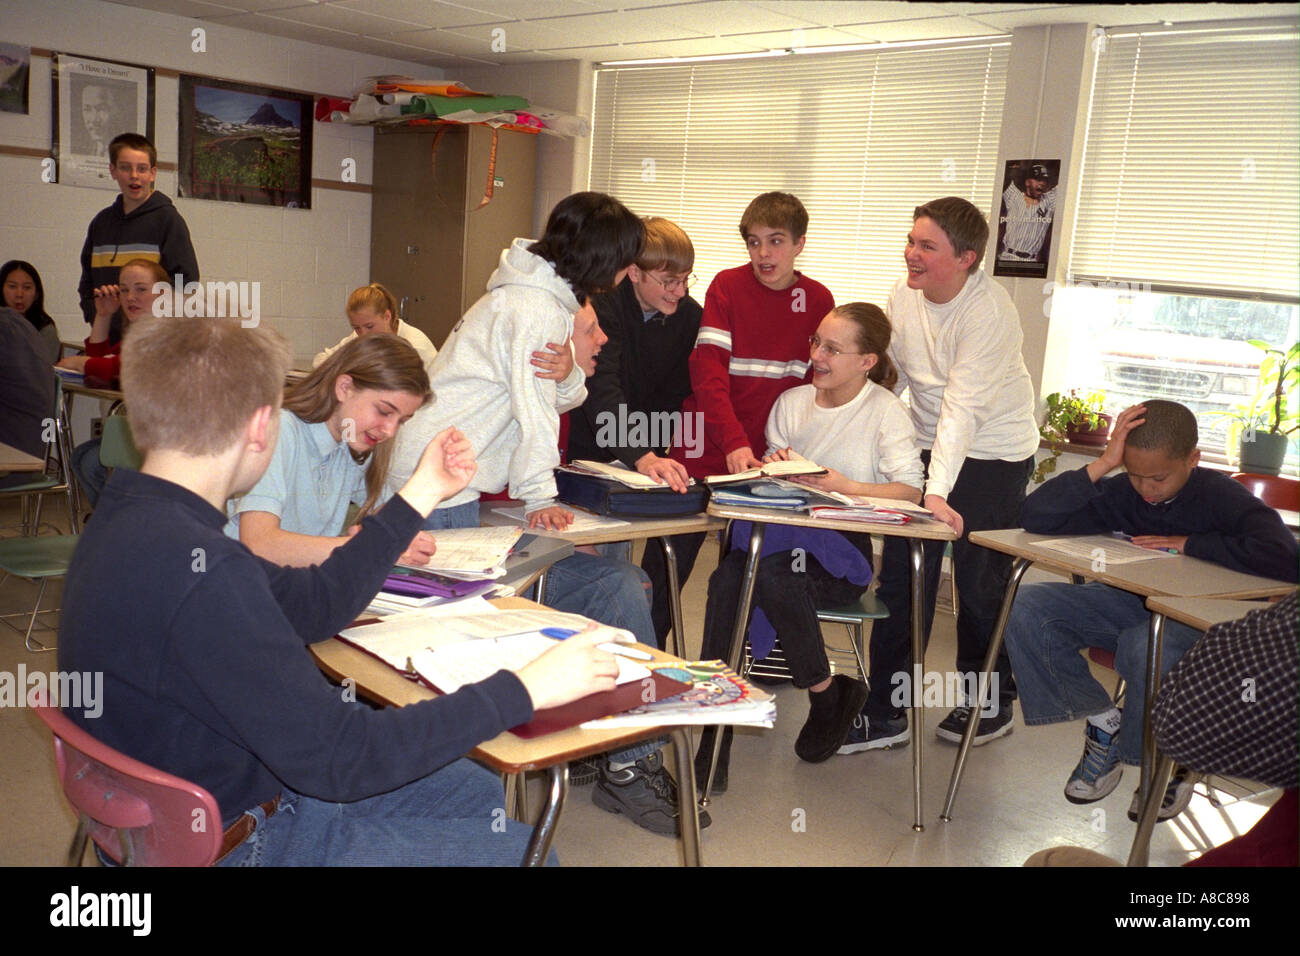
top-left (590, 40), bottom-right (1009, 308)
top-left (1071, 23), bottom-right (1300, 300)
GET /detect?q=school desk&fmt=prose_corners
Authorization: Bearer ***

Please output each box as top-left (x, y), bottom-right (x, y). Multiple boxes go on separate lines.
top-left (702, 501), bottom-right (957, 831)
top-left (312, 596), bottom-right (704, 866)
top-left (0, 441), bottom-right (44, 475)
top-left (1126, 593), bottom-right (1293, 865)
top-left (480, 501), bottom-right (727, 659)
top-left (942, 530), bottom-right (1295, 859)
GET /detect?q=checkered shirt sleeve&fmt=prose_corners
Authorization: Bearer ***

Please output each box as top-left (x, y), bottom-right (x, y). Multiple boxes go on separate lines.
top-left (1151, 592), bottom-right (1298, 788)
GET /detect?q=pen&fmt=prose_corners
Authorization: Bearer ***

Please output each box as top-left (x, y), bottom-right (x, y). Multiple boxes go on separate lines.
top-left (540, 627), bottom-right (655, 661)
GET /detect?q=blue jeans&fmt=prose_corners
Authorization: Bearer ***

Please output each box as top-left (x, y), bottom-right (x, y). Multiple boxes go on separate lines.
top-left (218, 758), bottom-right (551, 866)
top-left (425, 498), bottom-right (660, 763)
top-left (72, 438), bottom-right (108, 508)
top-left (1003, 581), bottom-right (1203, 766)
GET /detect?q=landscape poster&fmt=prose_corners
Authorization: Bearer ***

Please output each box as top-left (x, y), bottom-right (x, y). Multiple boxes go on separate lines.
top-left (179, 75), bottom-right (312, 208)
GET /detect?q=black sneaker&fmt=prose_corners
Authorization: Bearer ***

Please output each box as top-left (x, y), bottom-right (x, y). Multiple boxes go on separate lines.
top-left (795, 674), bottom-right (870, 763)
top-left (593, 751), bottom-right (712, 836)
top-left (1127, 766), bottom-right (1199, 822)
top-left (934, 700), bottom-right (1014, 745)
top-left (836, 710), bottom-right (910, 754)
top-left (568, 757), bottom-right (601, 786)
top-left (694, 725), bottom-right (733, 795)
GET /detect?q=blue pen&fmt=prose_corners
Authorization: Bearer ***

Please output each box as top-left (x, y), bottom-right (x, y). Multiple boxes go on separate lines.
top-left (539, 627), bottom-right (653, 660)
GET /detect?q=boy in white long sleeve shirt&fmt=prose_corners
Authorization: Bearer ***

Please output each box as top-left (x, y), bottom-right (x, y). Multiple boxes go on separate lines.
top-left (841, 197), bottom-right (1038, 754)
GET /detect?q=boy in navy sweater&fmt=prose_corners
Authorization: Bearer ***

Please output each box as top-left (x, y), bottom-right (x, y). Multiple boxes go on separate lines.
top-left (58, 317), bottom-right (619, 866)
top-left (1004, 399), bottom-right (1297, 820)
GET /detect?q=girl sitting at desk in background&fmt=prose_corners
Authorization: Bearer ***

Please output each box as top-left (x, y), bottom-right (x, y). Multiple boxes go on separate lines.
top-left (56, 258), bottom-right (168, 385)
top-left (1, 259), bottom-right (61, 364)
top-left (695, 303), bottom-right (925, 790)
top-left (312, 282), bottom-right (438, 370)
top-left (226, 334), bottom-right (446, 568)
top-left (58, 258), bottom-right (169, 508)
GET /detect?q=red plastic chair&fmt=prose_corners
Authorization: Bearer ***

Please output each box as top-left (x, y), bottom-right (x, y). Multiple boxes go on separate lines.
top-left (1231, 472), bottom-right (1300, 511)
top-left (34, 701), bottom-right (223, 866)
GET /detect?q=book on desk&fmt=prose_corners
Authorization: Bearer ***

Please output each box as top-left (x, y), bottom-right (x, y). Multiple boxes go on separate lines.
top-left (337, 602), bottom-right (694, 737)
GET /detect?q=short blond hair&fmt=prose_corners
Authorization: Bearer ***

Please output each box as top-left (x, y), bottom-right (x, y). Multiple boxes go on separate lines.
top-left (637, 218), bottom-right (694, 275)
top-left (121, 318), bottom-right (289, 456)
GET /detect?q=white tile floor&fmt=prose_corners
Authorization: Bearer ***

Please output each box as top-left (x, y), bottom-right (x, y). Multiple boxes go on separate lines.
top-left (0, 502), bottom-right (1277, 867)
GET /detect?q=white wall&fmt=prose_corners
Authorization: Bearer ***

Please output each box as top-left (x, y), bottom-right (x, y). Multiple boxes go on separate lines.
top-left (0, 0), bottom-right (442, 365)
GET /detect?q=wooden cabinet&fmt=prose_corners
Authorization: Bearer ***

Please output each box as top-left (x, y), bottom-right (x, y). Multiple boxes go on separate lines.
top-left (369, 125), bottom-right (538, 349)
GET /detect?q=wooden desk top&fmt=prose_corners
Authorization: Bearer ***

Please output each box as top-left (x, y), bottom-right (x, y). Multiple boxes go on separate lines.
top-left (480, 500), bottom-right (725, 547)
top-left (1144, 595), bottom-right (1287, 631)
top-left (0, 441), bottom-right (44, 473)
top-left (311, 597), bottom-right (693, 773)
top-left (706, 502), bottom-right (958, 541)
top-left (969, 529), bottom-right (1296, 600)
top-left (60, 379), bottom-right (123, 402)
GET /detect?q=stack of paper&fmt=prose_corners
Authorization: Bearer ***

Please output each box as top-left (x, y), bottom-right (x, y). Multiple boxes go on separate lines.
top-left (408, 526), bottom-right (522, 581)
top-left (563, 460), bottom-right (696, 488)
top-left (807, 494), bottom-right (931, 525)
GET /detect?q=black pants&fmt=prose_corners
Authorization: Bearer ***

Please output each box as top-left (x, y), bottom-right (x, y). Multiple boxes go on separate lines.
top-left (700, 548), bottom-right (866, 689)
top-left (640, 531), bottom-right (707, 646)
top-left (865, 451), bottom-right (1034, 719)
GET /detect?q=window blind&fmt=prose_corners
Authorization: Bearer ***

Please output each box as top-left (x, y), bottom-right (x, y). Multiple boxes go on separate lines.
top-left (590, 40), bottom-right (1010, 308)
top-left (1070, 23), bottom-right (1299, 300)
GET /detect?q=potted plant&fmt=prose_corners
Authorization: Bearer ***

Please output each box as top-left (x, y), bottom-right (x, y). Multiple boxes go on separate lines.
top-left (1224, 340), bottom-right (1299, 476)
top-left (1033, 388), bottom-right (1112, 483)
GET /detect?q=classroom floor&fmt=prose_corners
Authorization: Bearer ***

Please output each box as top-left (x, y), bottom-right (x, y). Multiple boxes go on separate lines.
top-left (0, 497), bottom-right (1277, 867)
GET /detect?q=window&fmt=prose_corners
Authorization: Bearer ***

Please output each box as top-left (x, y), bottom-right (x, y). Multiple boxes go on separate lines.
top-left (589, 39), bottom-right (1009, 309)
top-left (1055, 22), bottom-right (1299, 470)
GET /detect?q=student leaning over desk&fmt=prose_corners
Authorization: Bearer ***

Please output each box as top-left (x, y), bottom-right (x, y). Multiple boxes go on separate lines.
top-left (1004, 399), bottom-right (1298, 822)
top-left (59, 317), bottom-right (621, 865)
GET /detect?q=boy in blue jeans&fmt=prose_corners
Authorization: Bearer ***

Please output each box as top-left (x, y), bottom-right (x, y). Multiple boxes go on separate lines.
top-left (1004, 400), bottom-right (1297, 820)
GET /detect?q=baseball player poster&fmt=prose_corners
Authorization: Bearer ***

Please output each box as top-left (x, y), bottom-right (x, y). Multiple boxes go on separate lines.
top-left (994, 159), bottom-right (1060, 279)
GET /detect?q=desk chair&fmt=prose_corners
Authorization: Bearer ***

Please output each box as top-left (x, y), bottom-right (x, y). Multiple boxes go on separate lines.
top-left (34, 699), bottom-right (223, 866)
top-left (0, 534), bottom-right (79, 651)
top-left (1231, 472), bottom-right (1299, 510)
top-left (0, 372), bottom-right (78, 536)
top-left (99, 411), bottom-right (142, 472)
top-left (741, 590), bottom-right (883, 683)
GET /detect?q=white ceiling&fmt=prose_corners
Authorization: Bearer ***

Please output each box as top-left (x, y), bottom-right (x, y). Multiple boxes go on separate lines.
top-left (107, 1), bottom-right (1296, 68)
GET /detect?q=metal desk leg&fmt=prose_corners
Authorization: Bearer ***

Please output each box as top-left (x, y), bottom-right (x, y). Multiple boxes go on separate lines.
top-left (1128, 610), bottom-right (1168, 863)
top-left (1128, 753), bottom-right (1174, 867)
top-left (941, 556), bottom-right (1032, 821)
top-left (907, 539), bottom-right (926, 832)
top-left (700, 522), bottom-right (765, 809)
top-left (669, 727), bottom-right (703, 866)
top-left (531, 569), bottom-right (550, 606)
top-left (522, 764), bottom-right (569, 867)
top-left (660, 535), bottom-right (684, 659)
top-left (58, 395), bottom-right (84, 526)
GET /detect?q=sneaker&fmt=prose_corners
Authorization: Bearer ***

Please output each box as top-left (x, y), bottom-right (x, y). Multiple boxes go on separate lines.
top-left (592, 751), bottom-right (712, 836)
top-left (1127, 766), bottom-right (1199, 822)
top-left (934, 701), bottom-right (1015, 746)
top-left (836, 710), bottom-right (910, 754)
top-left (795, 674), bottom-right (869, 763)
top-left (568, 757), bottom-right (600, 786)
top-left (1063, 722), bottom-right (1124, 804)
top-left (694, 726), bottom-right (733, 795)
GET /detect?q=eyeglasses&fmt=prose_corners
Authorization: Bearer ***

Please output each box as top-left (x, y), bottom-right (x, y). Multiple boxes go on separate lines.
top-left (644, 272), bottom-right (696, 293)
top-left (808, 335), bottom-right (864, 359)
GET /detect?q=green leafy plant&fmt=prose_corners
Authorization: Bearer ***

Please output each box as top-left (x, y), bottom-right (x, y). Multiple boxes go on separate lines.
top-left (1033, 388), bottom-right (1108, 483)
top-left (1220, 339), bottom-right (1299, 464)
